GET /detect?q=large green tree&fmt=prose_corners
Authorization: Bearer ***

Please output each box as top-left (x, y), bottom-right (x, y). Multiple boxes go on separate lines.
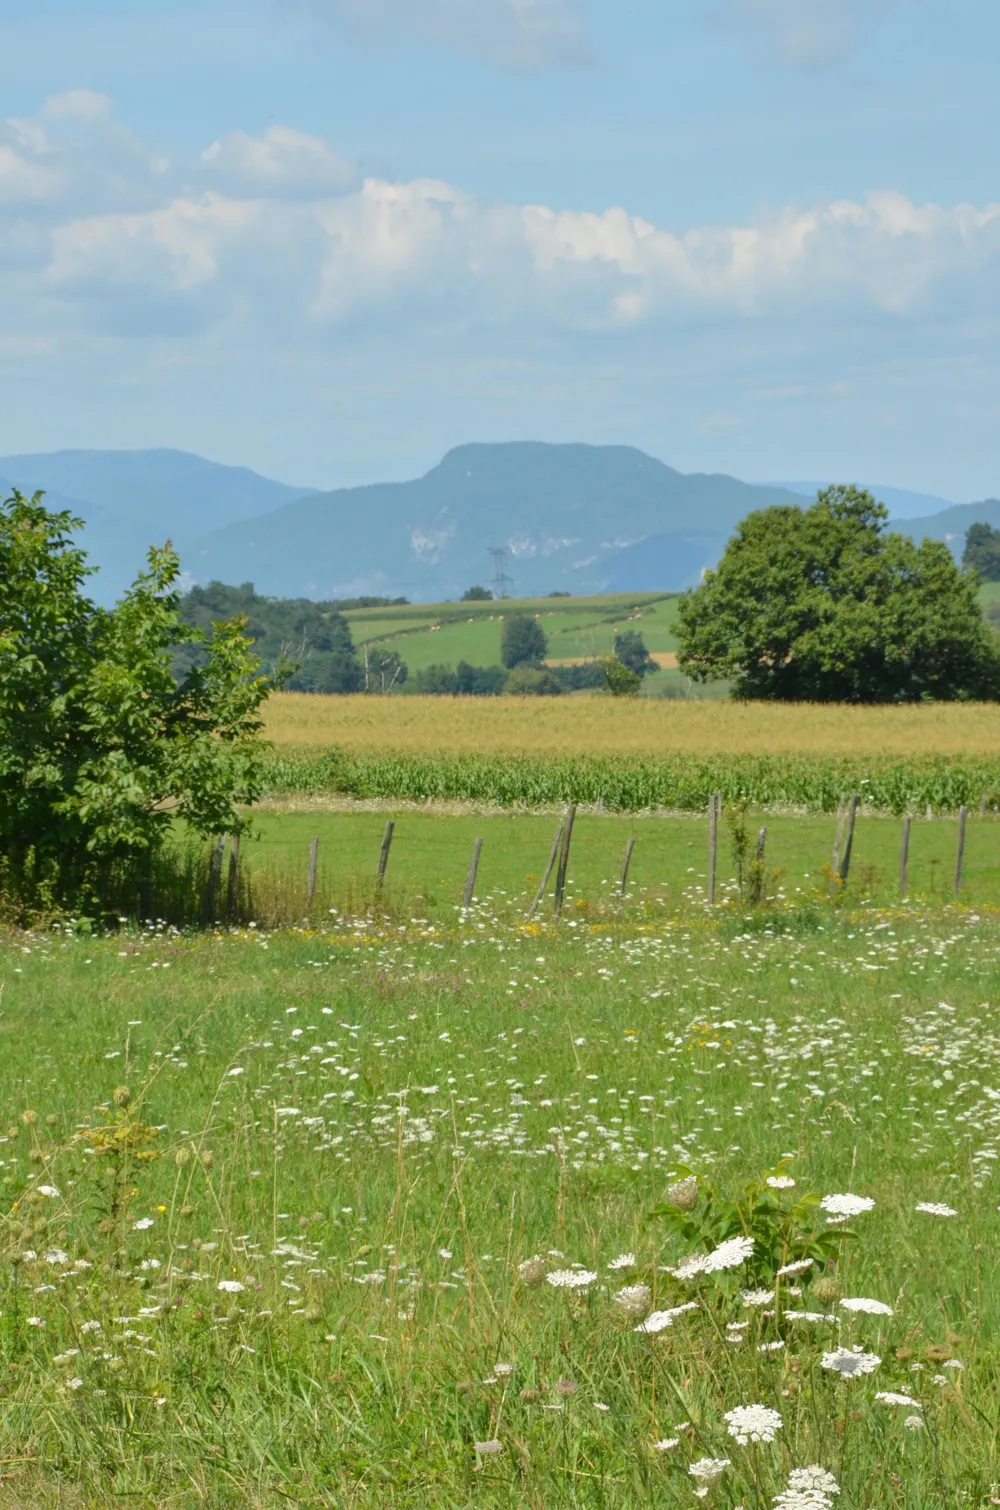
top-left (0, 490), bottom-right (277, 911)
top-left (676, 486), bottom-right (1000, 702)
top-left (963, 522), bottom-right (1000, 582)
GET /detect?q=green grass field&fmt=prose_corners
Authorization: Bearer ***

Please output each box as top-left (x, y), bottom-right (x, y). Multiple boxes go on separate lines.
top-left (0, 896), bottom-right (998, 1507)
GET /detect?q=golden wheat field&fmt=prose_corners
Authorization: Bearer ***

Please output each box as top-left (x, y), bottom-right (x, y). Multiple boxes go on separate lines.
top-left (264, 691), bottom-right (1000, 757)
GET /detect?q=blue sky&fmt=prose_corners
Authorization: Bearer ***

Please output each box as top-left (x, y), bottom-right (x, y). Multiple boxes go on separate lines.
top-left (1, 0), bottom-right (999, 495)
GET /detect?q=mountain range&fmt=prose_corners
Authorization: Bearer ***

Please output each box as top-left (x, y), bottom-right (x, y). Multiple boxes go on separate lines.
top-left (0, 443), bottom-right (994, 602)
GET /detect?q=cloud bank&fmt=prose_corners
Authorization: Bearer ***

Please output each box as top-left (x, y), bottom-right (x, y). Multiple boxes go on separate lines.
top-left (4, 92), bottom-right (998, 347)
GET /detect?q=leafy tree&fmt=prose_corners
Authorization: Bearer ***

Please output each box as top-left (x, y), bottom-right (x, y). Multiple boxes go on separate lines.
top-left (456, 661), bottom-right (507, 695)
top-left (178, 581), bottom-right (362, 694)
top-left (363, 646), bottom-right (408, 693)
top-left (461, 585), bottom-right (492, 601)
top-left (601, 655), bottom-right (642, 697)
top-left (677, 486), bottom-right (1000, 702)
top-left (0, 490), bottom-right (276, 913)
top-left (613, 629), bottom-right (658, 678)
top-left (551, 662), bottom-right (606, 691)
top-left (501, 613), bottom-right (548, 669)
top-left (963, 522), bottom-right (1000, 582)
top-left (504, 664), bottom-right (562, 696)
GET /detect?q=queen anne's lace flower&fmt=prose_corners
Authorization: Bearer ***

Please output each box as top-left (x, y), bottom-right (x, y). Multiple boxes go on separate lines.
top-left (821, 1194), bottom-right (875, 1218)
top-left (840, 1297), bottom-right (893, 1316)
top-left (820, 1346), bottom-right (881, 1377)
top-left (546, 1269), bottom-right (597, 1290)
top-left (876, 1391), bottom-right (922, 1408)
top-left (785, 1311), bottom-right (838, 1324)
top-left (773, 1464), bottom-right (840, 1510)
top-left (742, 1288), bottom-right (774, 1307)
top-left (724, 1403), bottom-right (782, 1445)
top-left (914, 1202), bottom-right (958, 1217)
top-left (608, 1252), bottom-right (635, 1270)
top-left (670, 1235), bottom-right (754, 1279)
top-left (652, 1437), bottom-right (679, 1451)
top-left (689, 1457), bottom-right (730, 1482)
top-left (613, 1283), bottom-right (651, 1319)
top-left (776, 1259), bottom-right (813, 1277)
top-left (666, 1175), bottom-right (698, 1210)
top-left (766, 1176), bottom-right (796, 1189)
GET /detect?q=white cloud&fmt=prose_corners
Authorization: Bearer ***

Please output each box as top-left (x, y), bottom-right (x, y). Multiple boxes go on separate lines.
top-left (293, 0), bottom-right (589, 68)
top-left (5, 94), bottom-right (1000, 368)
top-left (724, 0), bottom-right (898, 68)
top-left (201, 126), bottom-right (358, 198)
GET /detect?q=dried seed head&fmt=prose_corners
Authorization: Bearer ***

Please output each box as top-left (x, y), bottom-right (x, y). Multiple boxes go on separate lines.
top-left (174, 1148), bottom-right (191, 1167)
top-left (45, 1115), bottom-right (58, 1128)
top-left (21, 1110), bottom-right (37, 1128)
top-left (666, 1176), bottom-right (698, 1211)
top-left (555, 1378), bottom-right (578, 1397)
top-left (518, 1256), bottom-right (546, 1287)
top-left (113, 1086), bottom-right (131, 1110)
top-left (200, 1151), bottom-right (214, 1170)
top-left (519, 1387), bottom-right (540, 1403)
top-left (812, 1276), bottom-right (841, 1305)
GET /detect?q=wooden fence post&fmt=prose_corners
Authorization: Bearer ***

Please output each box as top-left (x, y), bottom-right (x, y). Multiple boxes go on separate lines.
top-left (899, 815), bottom-right (911, 898)
top-left (837, 793), bottom-right (860, 885)
top-left (462, 838), bottom-right (484, 910)
top-left (553, 804), bottom-right (577, 916)
top-left (307, 835), bottom-right (319, 912)
top-left (618, 836), bottom-right (636, 907)
top-left (955, 805), bottom-right (968, 893)
top-left (707, 792), bottom-right (719, 905)
top-left (226, 833), bottom-right (240, 919)
top-left (375, 821), bottom-right (395, 897)
top-left (203, 835), bottom-right (227, 922)
top-left (830, 794), bottom-right (847, 889)
top-left (527, 825), bottom-right (563, 918)
top-left (756, 826), bottom-right (767, 863)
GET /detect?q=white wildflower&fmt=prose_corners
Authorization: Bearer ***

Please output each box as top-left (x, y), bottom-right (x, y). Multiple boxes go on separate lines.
top-left (914, 1202), bottom-right (958, 1217)
top-left (474, 1438), bottom-right (503, 1456)
top-left (36, 1186), bottom-right (60, 1199)
top-left (820, 1346), bottom-right (881, 1378)
top-left (689, 1457), bottom-right (730, 1495)
top-left (634, 1301), bottom-right (698, 1334)
top-left (820, 1194), bottom-right (875, 1218)
top-left (80, 1320), bottom-right (101, 1334)
top-left (613, 1283), bottom-right (651, 1319)
top-left (774, 1464), bottom-right (840, 1509)
top-left (652, 1436), bottom-right (679, 1451)
top-left (942, 1359), bottom-right (964, 1370)
top-left (132, 1217), bottom-right (154, 1231)
top-left (767, 1176), bottom-right (796, 1190)
top-left (724, 1403), bottom-right (782, 1445)
top-left (903, 1414), bottom-right (925, 1430)
top-left (26, 1316), bottom-right (44, 1327)
top-left (546, 1269), bottom-right (597, 1290)
top-left (608, 1252), bottom-right (635, 1271)
top-left (785, 1311), bottom-right (838, 1324)
top-left (758, 1340), bottom-right (785, 1353)
top-left (875, 1391), bottom-right (922, 1408)
top-left (493, 1362), bottom-right (515, 1378)
top-left (217, 1280), bottom-right (245, 1294)
top-left (518, 1256), bottom-right (546, 1287)
top-left (840, 1297), bottom-right (893, 1316)
top-left (670, 1235), bottom-right (754, 1279)
top-left (742, 1289), bottom-right (774, 1307)
top-left (66, 1377), bottom-right (84, 1390)
top-left (776, 1259), bottom-right (813, 1277)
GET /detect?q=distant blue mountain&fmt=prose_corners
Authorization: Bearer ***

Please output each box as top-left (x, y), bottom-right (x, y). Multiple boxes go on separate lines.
top-left (893, 499), bottom-right (1000, 559)
top-left (0, 449), bottom-right (315, 602)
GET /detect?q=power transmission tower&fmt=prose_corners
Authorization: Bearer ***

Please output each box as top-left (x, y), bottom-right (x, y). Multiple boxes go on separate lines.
top-left (488, 547), bottom-right (513, 599)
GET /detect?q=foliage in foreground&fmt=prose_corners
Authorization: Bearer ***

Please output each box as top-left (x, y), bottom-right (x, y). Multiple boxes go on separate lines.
top-left (678, 486), bottom-right (1000, 702)
top-left (0, 905), bottom-right (996, 1507)
top-left (261, 745), bottom-right (1000, 813)
top-left (0, 491), bottom-right (275, 915)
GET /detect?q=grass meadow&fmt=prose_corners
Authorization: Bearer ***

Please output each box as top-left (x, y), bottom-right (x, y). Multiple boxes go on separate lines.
top-left (1, 898), bottom-right (998, 1507)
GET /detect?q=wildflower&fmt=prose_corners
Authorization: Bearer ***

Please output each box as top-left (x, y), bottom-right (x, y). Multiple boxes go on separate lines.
top-left (493, 1362), bottom-right (515, 1378)
top-left (742, 1289), bottom-right (774, 1307)
top-left (689, 1457), bottom-right (730, 1497)
top-left (820, 1194), bottom-right (875, 1218)
top-left (670, 1235), bottom-right (754, 1280)
top-left (36, 1186), bottom-right (59, 1199)
top-left (666, 1176), bottom-right (698, 1210)
top-left (546, 1269), bottom-right (596, 1290)
top-left (820, 1346), bottom-right (881, 1378)
top-left (473, 1438), bottom-right (503, 1456)
top-left (942, 1358), bottom-right (964, 1370)
top-left (53, 1349), bottom-right (80, 1365)
top-left (875, 1391), bottom-right (922, 1407)
top-left (80, 1320), bottom-right (102, 1334)
top-left (758, 1340), bottom-right (785, 1353)
top-left (634, 1301), bottom-right (698, 1334)
top-left (903, 1414), bottom-right (925, 1430)
top-left (518, 1256), bottom-right (546, 1287)
top-left (652, 1437), bottom-right (679, 1451)
top-left (613, 1283), bottom-right (652, 1319)
top-left (217, 1280), bottom-right (244, 1294)
top-left (776, 1259), bottom-right (813, 1277)
top-left (914, 1202), bottom-right (958, 1217)
top-left (767, 1176), bottom-right (796, 1190)
top-left (773, 1465), bottom-right (840, 1509)
top-left (555, 1377), bottom-right (578, 1396)
top-left (840, 1297), bottom-right (893, 1316)
top-left (133, 1218), bottom-right (154, 1231)
top-left (724, 1403), bottom-right (782, 1445)
top-left (811, 1277), bottom-right (841, 1305)
top-left (608, 1252), bottom-right (635, 1271)
top-left (26, 1316), bottom-right (44, 1327)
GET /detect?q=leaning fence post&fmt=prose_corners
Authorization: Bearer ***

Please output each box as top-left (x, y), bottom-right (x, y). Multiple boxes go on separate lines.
top-left (618, 836), bottom-right (636, 908)
top-left (899, 815), bottom-right (912, 897)
top-left (307, 835), bottom-right (319, 912)
top-left (955, 805), bottom-right (968, 893)
top-left (203, 834), bottom-right (227, 922)
top-left (553, 804), bottom-right (577, 916)
top-left (837, 793), bottom-right (860, 885)
top-left (707, 792), bottom-right (719, 905)
top-left (527, 826), bottom-right (563, 919)
top-left (462, 838), bottom-right (484, 910)
top-left (226, 833), bottom-right (240, 919)
top-left (756, 826), bottom-right (767, 863)
top-left (375, 821), bottom-right (395, 898)
top-left (830, 794), bottom-right (847, 890)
